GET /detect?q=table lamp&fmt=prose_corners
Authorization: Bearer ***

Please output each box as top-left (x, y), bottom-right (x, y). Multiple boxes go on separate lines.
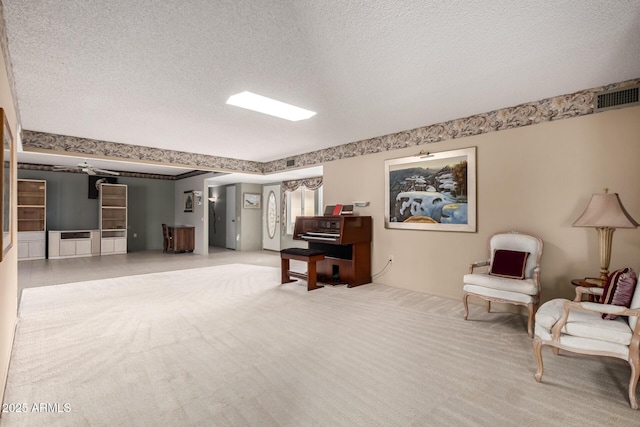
top-left (573, 189), bottom-right (638, 284)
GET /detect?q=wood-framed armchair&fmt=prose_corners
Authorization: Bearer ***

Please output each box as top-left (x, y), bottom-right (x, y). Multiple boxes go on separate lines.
top-left (533, 284), bottom-right (640, 409)
top-left (462, 231), bottom-right (544, 337)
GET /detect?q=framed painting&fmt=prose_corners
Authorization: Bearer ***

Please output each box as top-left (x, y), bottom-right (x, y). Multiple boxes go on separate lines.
top-left (183, 190), bottom-right (194, 213)
top-left (243, 193), bottom-right (261, 209)
top-left (384, 146), bottom-right (476, 232)
top-left (1, 108), bottom-right (14, 261)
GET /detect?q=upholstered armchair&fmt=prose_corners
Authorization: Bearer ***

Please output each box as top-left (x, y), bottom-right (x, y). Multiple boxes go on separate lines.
top-left (462, 231), bottom-right (544, 337)
top-left (533, 272), bottom-right (640, 409)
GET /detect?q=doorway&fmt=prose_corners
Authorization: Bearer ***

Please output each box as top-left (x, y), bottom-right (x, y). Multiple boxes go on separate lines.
top-left (262, 184), bottom-right (280, 251)
top-left (225, 185), bottom-right (236, 249)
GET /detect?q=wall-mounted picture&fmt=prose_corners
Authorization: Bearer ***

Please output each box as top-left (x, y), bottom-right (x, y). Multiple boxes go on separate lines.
top-left (384, 146), bottom-right (476, 232)
top-left (183, 191), bottom-right (194, 212)
top-left (1, 108), bottom-right (14, 261)
top-left (243, 193), bottom-right (261, 209)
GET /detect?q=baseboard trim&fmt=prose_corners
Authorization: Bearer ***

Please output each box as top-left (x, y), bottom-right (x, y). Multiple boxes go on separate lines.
top-left (0, 318), bottom-right (18, 415)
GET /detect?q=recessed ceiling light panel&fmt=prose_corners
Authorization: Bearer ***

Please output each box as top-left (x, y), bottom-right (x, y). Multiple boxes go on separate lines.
top-left (226, 91), bottom-right (316, 121)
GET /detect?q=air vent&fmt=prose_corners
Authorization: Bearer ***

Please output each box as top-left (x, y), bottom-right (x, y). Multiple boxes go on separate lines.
top-left (595, 85), bottom-right (639, 112)
top-left (286, 159), bottom-right (295, 167)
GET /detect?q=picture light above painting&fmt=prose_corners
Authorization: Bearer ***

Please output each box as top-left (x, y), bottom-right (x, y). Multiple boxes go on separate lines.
top-left (384, 147), bottom-right (476, 232)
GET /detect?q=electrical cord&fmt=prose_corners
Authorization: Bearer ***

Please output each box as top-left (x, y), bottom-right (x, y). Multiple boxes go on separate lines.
top-left (372, 259), bottom-right (393, 279)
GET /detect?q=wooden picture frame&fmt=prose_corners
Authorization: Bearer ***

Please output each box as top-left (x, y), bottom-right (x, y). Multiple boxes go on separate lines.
top-left (243, 193), bottom-right (261, 209)
top-left (384, 146), bottom-right (476, 232)
top-left (183, 190), bottom-right (194, 213)
top-left (1, 108), bottom-right (14, 261)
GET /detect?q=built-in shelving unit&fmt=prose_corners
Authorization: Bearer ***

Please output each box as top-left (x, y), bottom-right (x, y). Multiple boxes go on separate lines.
top-left (100, 183), bottom-right (127, 255)
top-left (17, 179), bottom-right (46, 260)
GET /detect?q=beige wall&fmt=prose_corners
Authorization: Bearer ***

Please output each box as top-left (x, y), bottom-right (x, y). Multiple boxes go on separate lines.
top-left (323, 106), bottom-right (640, 304)
top-left (0, 42), bottom-right (18, 405)
top-left (238, 183), bottom-right (263, 251)
top-left (174, 172), bottom-right (221, 254)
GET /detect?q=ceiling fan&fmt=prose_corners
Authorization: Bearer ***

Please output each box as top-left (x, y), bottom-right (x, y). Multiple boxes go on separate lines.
top-left (52, 160), bottom-right (120, 176)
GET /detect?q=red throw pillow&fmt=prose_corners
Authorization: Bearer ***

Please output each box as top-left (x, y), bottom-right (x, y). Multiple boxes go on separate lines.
top-left (489, 250), bottom-right (529, 279)
top-left (601, 268), bottom-right (637, 320)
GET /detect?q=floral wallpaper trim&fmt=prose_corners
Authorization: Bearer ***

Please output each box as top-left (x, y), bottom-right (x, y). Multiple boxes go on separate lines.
top-left (18, 162), bottom-right (183, 181)
top-left (21, 130), bottom-right (263, 174)
top-left (21, 78), bottom-right (640, 176)
top-left (262, 78), bottom-right (640, 173)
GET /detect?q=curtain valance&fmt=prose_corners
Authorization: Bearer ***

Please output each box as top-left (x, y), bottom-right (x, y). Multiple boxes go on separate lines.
top-left (281, 176), bottom-right (323, 235)
top-left (282, 176), bottom-right (323, 192)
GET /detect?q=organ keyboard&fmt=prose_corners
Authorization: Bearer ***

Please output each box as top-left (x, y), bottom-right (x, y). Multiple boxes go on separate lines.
top-left (293, 216), bottom-right (372, 287)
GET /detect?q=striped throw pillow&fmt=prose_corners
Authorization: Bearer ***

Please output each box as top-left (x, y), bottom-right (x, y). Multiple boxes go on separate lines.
top-left (601, 268), bottom-right (637, 320)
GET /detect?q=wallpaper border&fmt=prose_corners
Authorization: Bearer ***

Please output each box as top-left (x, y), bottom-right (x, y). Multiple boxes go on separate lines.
top-left (20, 77), bottom-right (640, 177)
top-left (262, 78), bottom-right (640, 173)
top-left (21, 131), bottom-right (263, 175)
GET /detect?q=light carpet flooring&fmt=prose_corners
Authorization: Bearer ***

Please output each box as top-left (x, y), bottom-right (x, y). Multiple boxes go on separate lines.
top-left (2, 261), bottom-right (639, 426)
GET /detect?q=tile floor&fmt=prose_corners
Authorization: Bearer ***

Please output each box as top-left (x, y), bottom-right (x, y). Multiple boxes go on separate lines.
top-left (17, 247), bottom-right (285, 298)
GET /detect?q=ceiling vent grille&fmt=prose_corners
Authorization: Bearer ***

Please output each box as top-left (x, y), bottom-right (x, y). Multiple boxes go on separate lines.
top-left (286, 159), bottom-right (295, 168)
top-left (595, 85), bottom-right (639, 112)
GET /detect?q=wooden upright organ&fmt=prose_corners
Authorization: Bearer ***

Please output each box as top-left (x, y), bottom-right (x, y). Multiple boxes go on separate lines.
top-left (293, 216), bottom-right (372, 287)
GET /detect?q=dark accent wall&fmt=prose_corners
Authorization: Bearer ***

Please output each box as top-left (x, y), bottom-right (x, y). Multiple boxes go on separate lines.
top-left (17, 170), bottom-right (175, 251)
top-left (208, 185), bottom-right (227, 248)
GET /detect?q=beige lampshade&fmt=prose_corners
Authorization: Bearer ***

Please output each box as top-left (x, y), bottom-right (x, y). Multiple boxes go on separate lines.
top-left (573, 192), bottom-right (639, 228)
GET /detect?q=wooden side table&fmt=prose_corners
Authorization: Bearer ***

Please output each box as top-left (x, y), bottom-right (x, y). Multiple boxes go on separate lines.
top-left (571, 278), bottom-right (603, 302)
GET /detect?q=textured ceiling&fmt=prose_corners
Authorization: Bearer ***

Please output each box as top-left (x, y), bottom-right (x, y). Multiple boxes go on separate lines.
top-left (3, 0), bottom-right (640, 171)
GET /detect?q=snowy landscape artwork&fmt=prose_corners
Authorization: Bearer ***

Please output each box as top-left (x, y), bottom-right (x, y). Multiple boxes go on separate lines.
top-left (384, 147), bottom-right (476, 232)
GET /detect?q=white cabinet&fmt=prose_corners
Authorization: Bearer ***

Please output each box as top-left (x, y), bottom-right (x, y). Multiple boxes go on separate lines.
top-left (59, 240), bottom-right (78, 257)
top-left (49, 230), bottom-right (100, 259)
top-left (100, 238), bottom-right (114, 254)
top-left (18, 231), bottom-right (46, 260)
top-left (91, 230), bottom-right (101, 254)
top-left (59, 239), bottom-right (91, 257)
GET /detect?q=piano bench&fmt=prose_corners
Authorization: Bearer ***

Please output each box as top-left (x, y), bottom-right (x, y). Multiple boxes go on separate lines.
top-left (280, 248), bottom-right (326, 291)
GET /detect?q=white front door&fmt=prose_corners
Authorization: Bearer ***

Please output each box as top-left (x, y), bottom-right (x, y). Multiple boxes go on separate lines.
top-left (262, 184), bottom-right (280, 251)
top-left (226, 185), bottom-right (236, 250)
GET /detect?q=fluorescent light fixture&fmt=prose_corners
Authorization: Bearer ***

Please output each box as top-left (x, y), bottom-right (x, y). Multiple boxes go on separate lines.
top-left (226, 91), bottom-right (316, 121)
